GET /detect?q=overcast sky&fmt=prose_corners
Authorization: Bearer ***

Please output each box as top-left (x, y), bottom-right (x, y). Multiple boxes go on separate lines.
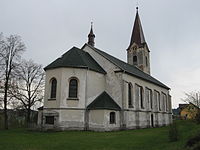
top-left (1, 0), bottom-right (200, 108)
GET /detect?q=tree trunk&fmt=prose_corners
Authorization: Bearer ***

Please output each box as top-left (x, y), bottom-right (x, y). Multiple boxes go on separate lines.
top-left (27, 106), bottom-right (31, 127)
top-left (3, 81), bottom-right (8, 130)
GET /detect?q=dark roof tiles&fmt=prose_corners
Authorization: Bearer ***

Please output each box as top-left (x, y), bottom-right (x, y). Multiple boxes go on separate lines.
top-left (87, 91), bottom-right (121, 110)
top-left (44, 47), bottom-right (106, 74)
top-left (84, 44), bottom-right (170, 90)
top-left (128, 9), bottom-right (146, 49)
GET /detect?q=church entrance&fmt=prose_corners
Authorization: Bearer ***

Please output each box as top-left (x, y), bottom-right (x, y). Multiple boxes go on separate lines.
top-left (151, 114), bottom-right (154, 127)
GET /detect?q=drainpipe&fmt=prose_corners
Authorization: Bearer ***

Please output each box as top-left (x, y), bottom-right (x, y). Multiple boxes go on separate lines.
top-left (121, 71), bottom-right (127, 129)
top-left (84, 68), bottom-right (89, 130)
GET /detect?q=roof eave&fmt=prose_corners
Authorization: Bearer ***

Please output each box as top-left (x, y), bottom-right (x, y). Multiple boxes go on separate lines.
top-left (44, 66), bottom-right (106, 75)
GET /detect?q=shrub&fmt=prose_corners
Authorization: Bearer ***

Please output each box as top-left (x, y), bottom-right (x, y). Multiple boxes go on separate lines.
top-left (185, 134), bottom-right (200, 149)
top-left (168, 122), bottom-right (178, 142)
top-left (195, 111), bottom-right (200, 124)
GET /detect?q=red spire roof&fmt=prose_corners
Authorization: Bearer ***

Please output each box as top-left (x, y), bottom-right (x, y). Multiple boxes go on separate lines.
top-left (128, 7), bottom-right (146, 49)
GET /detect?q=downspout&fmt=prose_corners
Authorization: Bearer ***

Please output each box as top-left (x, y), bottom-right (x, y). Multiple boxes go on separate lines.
top-left (84, 68), bottom-right (89, 130)
top-left (121, 71), bottom-right (127, 129)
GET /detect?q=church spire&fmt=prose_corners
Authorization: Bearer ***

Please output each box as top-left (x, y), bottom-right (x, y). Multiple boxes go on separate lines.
top-left (128, 7), bottom-right (146, 49)
top-left (127, 7), bottom-right (150, 75)
top-left (88, 22), bottom-right (95, 47)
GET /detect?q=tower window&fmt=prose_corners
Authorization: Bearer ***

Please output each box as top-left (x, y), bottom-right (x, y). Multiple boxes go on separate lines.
top-left (110, 112), bottom-right (116, 124)
top-left (146, 57), bottom-right (148, 67)
top-left (69, 78), bottom-right (78, 98)
top-left (50, 78), bottom-right (57, 99)
top-left (133, 56), bottom-right (138, 65)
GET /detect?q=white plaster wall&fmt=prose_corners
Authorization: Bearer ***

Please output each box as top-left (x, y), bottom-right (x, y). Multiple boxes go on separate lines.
top-left (89, 110), bottom-right (120, 131)
top-left (122, 73), bottom-right (172, 126)
top-left (83, 46), bottom-right (123, 107)
top-left (126, 111), bottom-right (136, 128)
top-left (104, 110), bottom-right (120, 130)
top-left (86, 71), bottom-right (105, 106)
top-left (59, 109), bottom-right (85, 129)
top-left (60, 68), bottom-right (86, 108)
top-left (89, 110), bottom-right (105, 129)
top-left (44, 68), bottom-right (62, 108)
top-left (45, 67), bottom-right (106, 109)
top-left (43, 67), bottom-right (106, 130)
top-left (122, 73), bottom-right (170, 111)
top-left (139, 112), bottom-right (149, 127)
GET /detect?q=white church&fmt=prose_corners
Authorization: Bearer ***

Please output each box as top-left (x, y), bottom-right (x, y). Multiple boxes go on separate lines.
top-left (38, 8), bottom-right (172, 131)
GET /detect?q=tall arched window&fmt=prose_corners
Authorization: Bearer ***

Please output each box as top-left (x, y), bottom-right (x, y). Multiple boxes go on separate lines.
top-left (139, 86), bottom-right (144, 109)
top-left (128, 83), bottom-right (133, 107)
top-left (133, 56), bottom-right (138, 65)
top-left (69, 78), bottom-right (78, 98)
top-left (50, 78), bottom-right (57, 99)
top-left (110, 112), bottom-right (116, 124)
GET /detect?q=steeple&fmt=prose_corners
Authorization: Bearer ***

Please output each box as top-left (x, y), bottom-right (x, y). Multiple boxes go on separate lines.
top-left (88, 22), bottom-right (95, 47)
top-left (128, 7), bottom-right (146, 49)
top-left (127, 7), bottom-right (150, 74)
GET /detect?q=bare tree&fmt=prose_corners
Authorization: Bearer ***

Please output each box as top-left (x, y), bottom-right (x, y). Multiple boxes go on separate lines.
top-left (182, 91), bottom-right (200, 108)
top-left (0, 34), bottom-right (25, 129)
top-left (10, 59), bottom-right (44, 125)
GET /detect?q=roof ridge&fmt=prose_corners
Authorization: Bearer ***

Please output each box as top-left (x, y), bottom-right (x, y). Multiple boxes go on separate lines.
top-left (84, 43), bottom-right (169, 89)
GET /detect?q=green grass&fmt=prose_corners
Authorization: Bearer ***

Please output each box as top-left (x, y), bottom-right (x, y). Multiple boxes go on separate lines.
top-left (0, 120), bottom-right (199, 150)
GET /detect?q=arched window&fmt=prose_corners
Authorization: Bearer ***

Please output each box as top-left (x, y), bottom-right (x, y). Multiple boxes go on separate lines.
top-left (154, 91), bottom-right (161, 111)
top-left (139, 86), bottom-right (144, 109)
top-left (150, 90), bottom-right (153, 109)
top-left (158, 92), bottom-right (161, 111)
top-left (133, 56), bottom-right (138, 65)
top-left (110, 112), bottom-right (116, 124)
top-left (145, 88), bottom-right (152, 110)
top-left (50, 78), bottom-right (57, 99)
top-left (128, 83), bottom-right (133, 107)
top-left (69, 78), bottom-right (78, 98)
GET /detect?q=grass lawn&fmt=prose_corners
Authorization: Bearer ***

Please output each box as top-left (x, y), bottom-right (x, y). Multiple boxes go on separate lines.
top-left (0, 120), bottom-right (200, 150)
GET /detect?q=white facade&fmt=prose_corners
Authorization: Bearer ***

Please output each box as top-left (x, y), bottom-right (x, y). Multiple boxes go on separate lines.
top-left (38, 44), bottom-right (172, 131)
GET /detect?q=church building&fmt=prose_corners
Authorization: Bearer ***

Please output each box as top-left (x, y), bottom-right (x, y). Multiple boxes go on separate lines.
top-left (38, 8), bottom-right (172, 131)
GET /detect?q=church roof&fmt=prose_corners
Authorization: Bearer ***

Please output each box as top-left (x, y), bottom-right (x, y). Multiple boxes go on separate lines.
top-left (83, 44), bottom-right (170, 90)
top-left (87, 91), bottom-right (121, 110)
top-left (44, 47), bottom-right (106, 74)
top-left (128, 8), bottom-right (147, 49)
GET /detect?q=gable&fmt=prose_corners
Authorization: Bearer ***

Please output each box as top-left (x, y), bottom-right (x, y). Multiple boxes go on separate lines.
top-left (87, 91), bottom-right (121, 111)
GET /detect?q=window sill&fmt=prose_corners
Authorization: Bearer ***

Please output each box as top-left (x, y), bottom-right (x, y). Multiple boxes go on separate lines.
top-left (110, 123), bottom-right (116, 124)
top-left (67, 98), bottom-right (79, 101)
top-left (48, 98), bottom-right (56, 101)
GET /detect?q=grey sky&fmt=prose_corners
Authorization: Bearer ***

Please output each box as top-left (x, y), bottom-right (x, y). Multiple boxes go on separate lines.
top-left (1, 0), bottom-right (200, 108)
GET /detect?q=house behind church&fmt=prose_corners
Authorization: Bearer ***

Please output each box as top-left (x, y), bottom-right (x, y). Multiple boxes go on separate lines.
top-left (38, 8), bottom-right (172, 131)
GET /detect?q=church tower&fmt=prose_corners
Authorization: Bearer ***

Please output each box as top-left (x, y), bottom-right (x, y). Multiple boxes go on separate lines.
top-left (127, 7), bottom-right (150, 74)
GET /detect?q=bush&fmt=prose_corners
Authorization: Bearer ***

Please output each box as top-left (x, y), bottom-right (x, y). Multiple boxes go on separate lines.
top-left (195, 111), bottom-right (200, 124)
top-left (185, 134), bottom-right (200, 149)
top-left (168, 122), bottom-right (178, 142)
